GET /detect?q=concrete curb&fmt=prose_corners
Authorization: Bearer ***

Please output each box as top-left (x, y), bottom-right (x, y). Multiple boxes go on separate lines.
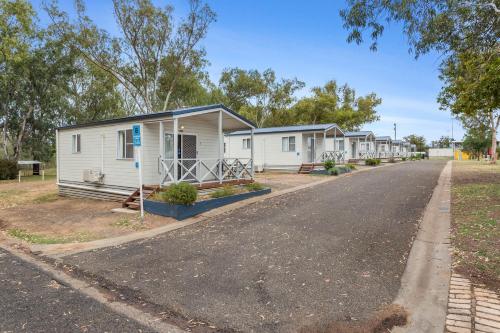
top-left (392, 160), bottom-right (452, 332)
top-left (0, 244), bottom-right (186, 333)
top-left (21, 161), bottom-right (405, 258)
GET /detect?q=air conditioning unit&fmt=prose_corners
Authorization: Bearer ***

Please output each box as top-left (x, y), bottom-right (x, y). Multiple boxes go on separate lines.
top-left (83, 169), bottom-right (105, 184)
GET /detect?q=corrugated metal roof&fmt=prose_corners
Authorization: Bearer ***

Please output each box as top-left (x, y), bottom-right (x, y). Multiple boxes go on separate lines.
top-left (227, 123), bottom-right (341, 136)
top-left (375, 136), bottom-right (392, 141)
top-left (344, 131), bottom-right (374, 137)
top-left (392, 140), bottom-right (403, 144)
top-left (57, 104), bottom-right (256, 130)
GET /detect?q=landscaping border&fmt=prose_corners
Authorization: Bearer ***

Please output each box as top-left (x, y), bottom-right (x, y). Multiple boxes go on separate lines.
top-left (144, 188), bottom-right (271, 220)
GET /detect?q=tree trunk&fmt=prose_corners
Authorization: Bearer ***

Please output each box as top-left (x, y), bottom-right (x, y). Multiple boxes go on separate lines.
top-left (491, 125), bottom-right (497, 164)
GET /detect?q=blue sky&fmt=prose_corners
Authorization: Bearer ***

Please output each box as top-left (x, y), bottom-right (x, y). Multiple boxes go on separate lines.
top-left (32, 0), bottom-right (464, 142)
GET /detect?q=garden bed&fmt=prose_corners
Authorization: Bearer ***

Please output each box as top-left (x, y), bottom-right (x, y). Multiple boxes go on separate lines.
top-left (310, 166), bottom-right (352, 176)
top-left (145, 185), bottom-right (271, 220)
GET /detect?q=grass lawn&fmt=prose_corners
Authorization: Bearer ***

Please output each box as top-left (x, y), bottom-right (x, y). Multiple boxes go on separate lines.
top-left (451, 160), bottom-right (500, 290)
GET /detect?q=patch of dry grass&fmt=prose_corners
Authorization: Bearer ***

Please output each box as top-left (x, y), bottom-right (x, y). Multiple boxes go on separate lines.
top-left (298, 304), bottom-right (407, 333)
top-left (451, 161), bottom-right (500, 289)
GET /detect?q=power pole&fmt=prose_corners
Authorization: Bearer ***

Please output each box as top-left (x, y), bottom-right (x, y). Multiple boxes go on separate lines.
top-left (394, 123), bottom-right (397, 140)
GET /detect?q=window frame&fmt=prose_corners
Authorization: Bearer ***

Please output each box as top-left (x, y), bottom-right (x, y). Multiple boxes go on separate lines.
top-left (282, 136), bottom-right (296, 152)
top-left (117, 129), bottom-right (134, 160)
top-left (72, 134), bottom-right (81, 154)
top-left (242, 138), bottom-right (251, 150)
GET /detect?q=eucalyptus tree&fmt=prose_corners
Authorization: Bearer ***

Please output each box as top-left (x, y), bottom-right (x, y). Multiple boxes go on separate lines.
top-left (403, 134), bottom-right (427, 152)
top-left (47, 0), bottom-right (216, 115)
top-left (293, 80), bottom-right (381, 131)
top-left (438, 51), bottom-right (499, 162)
top-left (340, 0), bottom-right (500, 162)
top-left (219, 68), bottom-right (305, 127)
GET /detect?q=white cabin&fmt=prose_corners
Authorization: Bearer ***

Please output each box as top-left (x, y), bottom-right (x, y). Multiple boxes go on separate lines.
top-left (56, 104), bottom-right (255, 200)
top-left (344, 131), bottom-right (377, 160)
top-left (375, 136), bottom-right (393, 158)
top-left (225, 124), bottom-right (345, 171)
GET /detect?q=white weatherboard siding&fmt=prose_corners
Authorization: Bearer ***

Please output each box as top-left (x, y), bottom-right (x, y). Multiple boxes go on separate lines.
top-left (225, 132), bottom-right (304, 170)
top-left (58, 121), bottom-right (141, 189)
top-left (58, 117), bottom-right (222, 189)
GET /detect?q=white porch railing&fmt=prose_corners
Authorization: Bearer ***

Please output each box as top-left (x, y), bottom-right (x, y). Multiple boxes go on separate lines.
top-left (318, 150), bottom-right (346, 163)
top-left (160, 158), bottom-right (253, 185)
top-left (377, 151), bottom-right (394, 158)
top-left (359, 151), bottom-right (377, 159)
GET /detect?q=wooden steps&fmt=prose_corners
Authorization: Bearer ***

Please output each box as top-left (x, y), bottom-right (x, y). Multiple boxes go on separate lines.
top-left (122, 185), bottom-right (157, 210)
top-left (298, 163), bottom-right (323, 174)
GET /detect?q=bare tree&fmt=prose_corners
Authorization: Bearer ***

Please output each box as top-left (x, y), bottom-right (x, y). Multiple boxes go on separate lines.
top-left (47, 0), bottom-right (216, 114)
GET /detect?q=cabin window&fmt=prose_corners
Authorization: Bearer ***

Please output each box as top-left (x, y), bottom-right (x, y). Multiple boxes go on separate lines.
top-left (380, 145), bottom-right (386, 152)
top-left (72, 134), bottom-right (81, 153)
top-left (242, 138), bottom-right (251, 150)
top-left (117, 129), bottom-right (134, 159)
top-left (336, 139), bottom-right (345, 151)
top-left (282, 136), bottom-right (296, 152)
top-left (361, 142), bottom-right (370, 151)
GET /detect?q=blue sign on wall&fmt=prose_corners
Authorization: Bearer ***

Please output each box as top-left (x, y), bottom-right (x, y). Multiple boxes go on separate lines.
top-left (132, 124), bottom-right (141, 146)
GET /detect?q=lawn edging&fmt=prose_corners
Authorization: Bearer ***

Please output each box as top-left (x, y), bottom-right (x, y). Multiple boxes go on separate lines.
top-left (392, 160), bottom-right (452, 332)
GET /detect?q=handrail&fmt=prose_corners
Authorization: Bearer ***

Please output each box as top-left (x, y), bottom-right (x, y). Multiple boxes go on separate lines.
top-left (160, 158), bottom-right (253, 185)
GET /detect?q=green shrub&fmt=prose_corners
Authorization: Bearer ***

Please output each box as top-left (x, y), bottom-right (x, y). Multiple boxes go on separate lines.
top-left (245, 182), bottom-right (264, 191)
top-left (337, 166), bottom-right (351, 174)
top-left (402, 157), bottom-right (407, 161)
top-left (365, 158), bottom-right (381, 166)
top-left (162, 182), bottom-right (198, 205)
top-left (345, 163), bottom-right (356, 170)
top-left (210, 185), bottom-right (236, 198)
top-left (328, 167), bottom-right (339, 176)
top-left (323, 159), bottom-right (335, 170)
top-left (0, 159), bottom-right (18, 180)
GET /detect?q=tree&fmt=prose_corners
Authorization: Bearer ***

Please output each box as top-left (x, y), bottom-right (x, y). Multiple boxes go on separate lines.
top-left (293, 80), bottom-right (381, 131)
top-left (340, 0), bottom-right (500, 162)
top-left (403, 134), bottom-right (426, 152)
top-left (1, 1), bottom-right (127, 161)
top-left (47, 0), bottom-right (216, 115)
top-left (462, 128), bottom-right (490, 160)
top-left (438, 51), bottom-right (499, 163)
top-left (436, 136), bottom-right (453, 148)
top-left (66, 58), bottom-right (128, 124)
top-left (219, 68), bottom-right (304, 127)
top-left (340, 1), bottom-right (499, 56)
top-left (158, 52), bottom-right (223, 109)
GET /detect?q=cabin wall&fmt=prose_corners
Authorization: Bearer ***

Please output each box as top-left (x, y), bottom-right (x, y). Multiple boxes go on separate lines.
top-left (58, 120), bottom-right (142, 190)
top-left (225, 132), bottom-right (304, 170)
top-left (58, 116), bottom-right (223, 193)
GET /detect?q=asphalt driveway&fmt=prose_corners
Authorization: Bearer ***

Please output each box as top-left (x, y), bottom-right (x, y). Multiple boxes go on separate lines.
top-left (0, 248), bottom-right (150, 332)
top-left (62, 160), bottom-right (446, 332)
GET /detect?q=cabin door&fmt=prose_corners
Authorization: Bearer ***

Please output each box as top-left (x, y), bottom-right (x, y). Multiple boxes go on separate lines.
top-left (351, 141), bottom-right (357, 158)
top-left (164, 133), bottom-right (197, 181)
top-left (307, 137), bottom-right (316, 162)
top-left (180, 134), bottom-right (197, 181)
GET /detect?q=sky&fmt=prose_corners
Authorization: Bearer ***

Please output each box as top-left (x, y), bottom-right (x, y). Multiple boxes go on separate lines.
top-left (31, 0), bottom-right (465, 143)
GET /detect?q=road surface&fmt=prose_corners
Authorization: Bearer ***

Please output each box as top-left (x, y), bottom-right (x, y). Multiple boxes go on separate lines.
top-left (0, 248), bottom-right (150, 332)
top-left (60, 160), bottom-right (446, 332)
